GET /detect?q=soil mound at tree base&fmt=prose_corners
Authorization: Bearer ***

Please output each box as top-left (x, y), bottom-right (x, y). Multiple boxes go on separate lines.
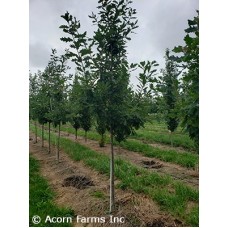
top-left (142, 160), bottom-right (163, 169)
top-left (62, 175), bottom-right (94, 189)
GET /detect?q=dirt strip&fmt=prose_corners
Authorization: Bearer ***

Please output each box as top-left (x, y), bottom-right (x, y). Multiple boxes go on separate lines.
top-left (30, 133), bottom-right (182, 227)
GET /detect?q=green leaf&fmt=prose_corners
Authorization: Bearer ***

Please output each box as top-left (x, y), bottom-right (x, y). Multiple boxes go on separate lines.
top-left (59, 25), bottom-right (68, 29)
top-left (80, 49), bottom-right (92, 56)
top-left (60, 37), bottom-right (73, 43)
top-left (184, 34), bottom-right (193, 45)
top-left (173, 46), bottom-right (183, 53)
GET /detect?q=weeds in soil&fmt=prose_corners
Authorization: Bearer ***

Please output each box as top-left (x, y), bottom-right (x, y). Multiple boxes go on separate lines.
top-left (29, 156), bottom-right (73, 227)
top-left (90, 191), bottom-right (106, 199)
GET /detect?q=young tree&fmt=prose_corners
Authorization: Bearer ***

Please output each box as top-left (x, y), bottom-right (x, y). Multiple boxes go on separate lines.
top-left (60, 12), bottom-right (95, 142)
top-left (90, 0), bottom-right (139, 212)
top-left (29, 72), bottom-right (39, 143)
top-left (159, 49), bottom-right (180, 146)
top-left (41, 66), bottom-right (55, 153)
top-left (60, 0), bottom-right (158, 213)
top-left (68, 74), bottom-right (81, 140)
top-left (47, 49), bottom-right (70, 162)
top-left (173, 11), bottom-right (199, 146)
top-left (35, 71), bottom-right (50, 147)
top-left (93, 80), bottom-right (108, 147)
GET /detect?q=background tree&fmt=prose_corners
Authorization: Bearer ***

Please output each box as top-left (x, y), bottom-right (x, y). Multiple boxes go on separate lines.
top-left (41, 66), bottom-right (55, 153)
top-left (158, 49), bottom-right (180, 146)
top-left (47, 49), bottom-right (70, 162)
top-left (173, 11), bottom-right (199, 146)
top-left (60, 12), bottom-right (95, 142)
top-left (67, 74), bottom-right (81, 140)
top-left (35, 71), bottom-right (50, 147)
top-left (29, 72), bottom-right (39, 143)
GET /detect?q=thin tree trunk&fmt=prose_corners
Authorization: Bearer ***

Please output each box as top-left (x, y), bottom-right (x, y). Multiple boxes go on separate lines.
top-left (35, 121), bottom-right (37, 143)
top-left (170, 131), bottom-right (173, 147)
top-left (75, 128), bottom-right (77, 141)
top-left (41, 124), bottom-right (44, 147)
top-left (48, 122), bottom-right (51, 153)
top-left (85, 131), bottom-right (87, 142)
top-left (57, 124), bottom-right (60, 162)
top-left (102, 133), bottom-right (105, 147)
top-left (110, 129), bottom-right (115, 213)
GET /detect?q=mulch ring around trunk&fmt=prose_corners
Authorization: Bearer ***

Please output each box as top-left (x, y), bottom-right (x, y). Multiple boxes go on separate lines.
top-left (142, 160), bottom-right (163, 169)
top-left (62, 175), bottom-right (94, 189)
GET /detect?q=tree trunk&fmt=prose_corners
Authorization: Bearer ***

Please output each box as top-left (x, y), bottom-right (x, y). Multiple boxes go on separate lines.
top-left (34, 121), bottom-right (37, 143)
top-left (75, 128), bottom-right (77, 141)
top-left (41, 124), bottom-right (44, 147)
top-left (85, 130), bottom-right (87, 142)
top-left (99, 133), bottom-right (105, 147)
top-left (48, 122), bottom-right (51, 153)
top-left (57, 124), bottom-right (60, 162)
top-left (110, 130), bottom-right (115, 213)
top-left (170, 131), bottom-right (173, 147)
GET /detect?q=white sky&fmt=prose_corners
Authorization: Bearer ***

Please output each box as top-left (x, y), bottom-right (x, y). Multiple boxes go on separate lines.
top-left (29, 0), bottom-right (199, 86)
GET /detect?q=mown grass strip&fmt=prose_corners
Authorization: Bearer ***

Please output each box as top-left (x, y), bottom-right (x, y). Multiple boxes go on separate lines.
top-left (120, 139), bottom-right (198, 168)
top-left (131, 129), bottom-right (196, 151)
top-left (60, 125), bottom-right (198, 168)
top-left (29, 155), bottom-right (73, 227)
top-left (30, 125), bottom-right (199, 226)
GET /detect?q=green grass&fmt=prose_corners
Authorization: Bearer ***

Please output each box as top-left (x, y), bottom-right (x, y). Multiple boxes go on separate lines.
top-left (131, 122), bottom-right (197, 151)
top-left (61, 125), bottom-right (103, 142)
top-left (59, 125), bottom-right (198, 168)
top-left (30, 124), bottom-right (199, 226)
top-left (29, 156), bottom-right (74, 227)
top-left (90, 190), bottom-right (106, 199)
top-left (120, 139), bottom-right (198, 168)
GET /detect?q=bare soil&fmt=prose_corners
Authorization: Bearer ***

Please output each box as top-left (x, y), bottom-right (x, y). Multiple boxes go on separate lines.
top-left (62, 175), bottom-right (94, 189)
top-left (30, 133), bottom-right (182, 227)
top-left (142, 160), bottom-right (163, 169)
top-left (54, 130), bottom-right (199, 189)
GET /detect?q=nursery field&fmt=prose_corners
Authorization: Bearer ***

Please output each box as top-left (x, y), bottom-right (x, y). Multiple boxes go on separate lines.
top-left (29, 121), bottom-right (199, 227)
top-left (29, 1), bottom-right (199, 226)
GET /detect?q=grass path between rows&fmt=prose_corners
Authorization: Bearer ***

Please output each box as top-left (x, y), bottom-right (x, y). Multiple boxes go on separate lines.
top-left (30, 125), bottom-right (199, 226)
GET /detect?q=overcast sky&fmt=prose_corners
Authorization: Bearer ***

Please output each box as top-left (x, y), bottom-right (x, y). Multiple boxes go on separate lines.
top-left (29, 0), bottom-right (198, 85)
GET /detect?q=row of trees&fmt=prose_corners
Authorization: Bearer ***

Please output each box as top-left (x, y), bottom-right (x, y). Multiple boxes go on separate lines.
top-left (29, 0), bottom-right (199, 213)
